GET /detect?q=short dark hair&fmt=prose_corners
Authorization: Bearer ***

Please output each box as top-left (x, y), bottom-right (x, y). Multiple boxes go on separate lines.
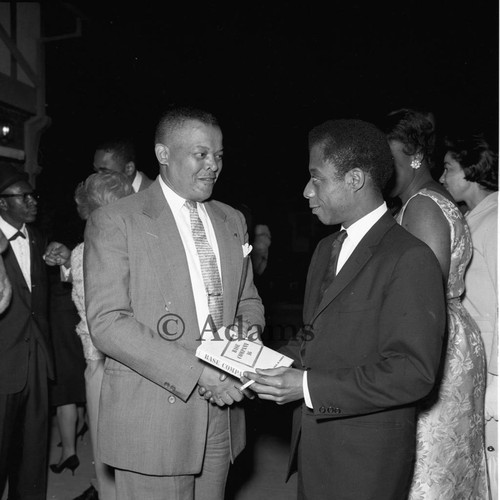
top-left (95, 138), bottom-right (136, 166)
top-left (445, 134), bottom-right (498, 191)
top-left (154, 106), bottom-right (220, 144)
top-left (382, 108), bottom-right (436, 167)
top-left (308, 119), bottom-right (394, 191)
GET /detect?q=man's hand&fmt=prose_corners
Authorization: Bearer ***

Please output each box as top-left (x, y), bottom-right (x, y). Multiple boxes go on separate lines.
top-left (197, 365), bottom-right (247, 407)
top-left (43, 241), bottom-right (71, 267)
top-left (241, 366), bottom-right (304, 405)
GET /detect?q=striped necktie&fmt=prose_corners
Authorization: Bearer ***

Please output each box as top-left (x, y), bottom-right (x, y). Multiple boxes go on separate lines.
top-left (185, 200), bottom-right (223, 331)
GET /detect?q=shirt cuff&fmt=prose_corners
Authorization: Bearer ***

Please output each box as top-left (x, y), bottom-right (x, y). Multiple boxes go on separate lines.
top-left (303, 370), bottom-right (313, 409)
top-left (60, 264), bottom-right (71, 282)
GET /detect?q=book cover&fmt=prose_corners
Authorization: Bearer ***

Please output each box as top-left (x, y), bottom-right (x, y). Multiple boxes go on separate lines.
top-left (195, 328), bottom-right (294, 378)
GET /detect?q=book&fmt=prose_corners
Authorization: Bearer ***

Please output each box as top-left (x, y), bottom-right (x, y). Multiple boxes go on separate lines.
top-left (195, 328), bottom-right (294, 379)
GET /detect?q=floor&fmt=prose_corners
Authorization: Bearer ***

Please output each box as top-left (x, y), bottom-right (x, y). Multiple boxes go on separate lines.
top-left (2, 303), bottom-right (302, 500)
top-left (2, 399), bottom-right (297, 500)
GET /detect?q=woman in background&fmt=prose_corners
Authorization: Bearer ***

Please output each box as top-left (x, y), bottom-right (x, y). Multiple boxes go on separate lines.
top-left (45, 171), bottom-right (132, 500)
top-left (47, 267), bottom-right (87, 476)
top-left (440, 133), bottom-right (498, 499)
top-left (383, 108), bottom-right (488, 499)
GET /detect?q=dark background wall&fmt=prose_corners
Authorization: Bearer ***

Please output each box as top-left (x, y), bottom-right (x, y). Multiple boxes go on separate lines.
top-left (35, 0), bottom-right (499, 306)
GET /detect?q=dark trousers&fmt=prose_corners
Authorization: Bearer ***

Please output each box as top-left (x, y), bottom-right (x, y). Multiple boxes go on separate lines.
top-left (0, 340), bottom-right (50, 500)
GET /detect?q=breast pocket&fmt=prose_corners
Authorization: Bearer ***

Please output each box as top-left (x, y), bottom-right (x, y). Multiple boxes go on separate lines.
top-left (336, 298), bottom-right (381, 359)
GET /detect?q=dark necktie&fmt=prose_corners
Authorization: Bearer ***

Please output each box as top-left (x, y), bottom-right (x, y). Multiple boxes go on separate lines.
top-left (319, 229), bottom-right (347, 298)
top-left (9, 230), bottom-right (26, 241)
top-left (300, 229), bottom-right (348, 368)
top-left (185, 200), bottom-right (224, 331)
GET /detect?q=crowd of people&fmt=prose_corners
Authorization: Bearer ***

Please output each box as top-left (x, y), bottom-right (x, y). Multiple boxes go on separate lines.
top-left (0, 105), bottom-right (497, 500)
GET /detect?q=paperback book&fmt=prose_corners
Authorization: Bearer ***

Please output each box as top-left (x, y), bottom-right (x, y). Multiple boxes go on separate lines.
top-left (195, 328), bottom-right (294, 379)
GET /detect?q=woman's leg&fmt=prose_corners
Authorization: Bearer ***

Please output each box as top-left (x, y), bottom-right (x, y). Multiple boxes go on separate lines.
top-left (55, 403), bottom-right (78, 463)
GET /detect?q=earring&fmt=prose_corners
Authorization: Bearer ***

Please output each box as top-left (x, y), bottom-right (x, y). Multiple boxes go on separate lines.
top-left (410, 158), bottom-right (422, 169)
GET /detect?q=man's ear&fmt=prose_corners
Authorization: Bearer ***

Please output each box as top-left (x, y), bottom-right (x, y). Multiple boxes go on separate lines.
top-left (124, 161), bottom-right (136, 178)
top-left (0, 198), bottom-right (7, 211)
top-left (155, 143), bottom-right (169, 165)
top-left (346, 168), bottom-right (365, 192)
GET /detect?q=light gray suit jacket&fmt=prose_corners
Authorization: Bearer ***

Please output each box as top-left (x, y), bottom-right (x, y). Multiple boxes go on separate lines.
top-left (83, 179), bottom-right (264, 475)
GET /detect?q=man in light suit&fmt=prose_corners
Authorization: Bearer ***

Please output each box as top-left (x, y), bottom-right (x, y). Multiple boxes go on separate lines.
top-left (0, 164), bottom-right (54, 500)
top-left (244, 119), bottom-right (446, 499)
top-left (84, 106), bottom-right (264, 500)
top-left (93, 137), bottom-right (154, 192)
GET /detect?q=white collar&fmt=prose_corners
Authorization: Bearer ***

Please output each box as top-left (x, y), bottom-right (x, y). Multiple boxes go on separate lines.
top-left (342, 202), bottom-right (387, 245)
top-left (0, 216), bottom-right (27, 240)
top-left (132, 170), bottom-right (143, 192)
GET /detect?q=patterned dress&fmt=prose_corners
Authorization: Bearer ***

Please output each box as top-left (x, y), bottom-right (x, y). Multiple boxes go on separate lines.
top-left (71, 242), bottom-right (104, 361)
top-left (396, 189), bottom-right (488, 499)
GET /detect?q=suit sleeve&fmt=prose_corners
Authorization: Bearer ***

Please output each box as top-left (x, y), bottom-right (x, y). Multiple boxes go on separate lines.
top-left (84, 207), bottom-right (204, 402)
top-left (308, 244), bottom-right (446, 416)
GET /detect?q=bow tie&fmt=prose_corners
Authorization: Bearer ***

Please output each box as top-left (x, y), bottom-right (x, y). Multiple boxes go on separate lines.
top-left (9, 230), bottom-right (26, 241)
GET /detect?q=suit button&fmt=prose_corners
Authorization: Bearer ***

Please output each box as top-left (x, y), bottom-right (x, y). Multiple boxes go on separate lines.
top-left (319, 406), bottom-right (326, 413)
top-left (327, 407), bottom-right (334, 413)
top-left (168, 395), bottom-right (176, 404)
top-left (334, 408), bottom-right (341, 414)
top-left (487, 446), bottom-right (495, 452)
top-left (24, 337), bottom-right (30, 342)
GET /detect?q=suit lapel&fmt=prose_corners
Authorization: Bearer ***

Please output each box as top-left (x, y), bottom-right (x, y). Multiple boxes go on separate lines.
top-left (140, 182), bottom-right (243, 328)
top-left (28, 226), bottom-right (41, 296)
top-left (3, 239), bottom-right (31, 307)
top-left (310, 212), bottom-right (396, 323)
top-left (141, 182), bottom-right (195, 311)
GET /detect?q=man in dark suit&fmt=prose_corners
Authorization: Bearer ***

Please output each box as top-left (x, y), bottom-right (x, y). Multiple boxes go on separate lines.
top-left (93, 137), bottom-right (154, 192)
top-left (243, 119), bottom-right (446, 499)
top-left (0, 163), bottom-right (54, 500)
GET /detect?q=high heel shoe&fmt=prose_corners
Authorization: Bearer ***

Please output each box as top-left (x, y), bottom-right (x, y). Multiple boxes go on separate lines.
top-left (50, 454), bottom-right (80, 475)
top-left (57, 422), bottom-right (88, 447)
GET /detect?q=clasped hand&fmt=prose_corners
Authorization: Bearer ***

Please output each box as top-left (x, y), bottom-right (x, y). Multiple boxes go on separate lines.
top-left (43, 241), bottom-right (71, 267)
top-left (197, 322), bottom-right (262, 406)
top-left (197, 365), bottom-right (253, 407)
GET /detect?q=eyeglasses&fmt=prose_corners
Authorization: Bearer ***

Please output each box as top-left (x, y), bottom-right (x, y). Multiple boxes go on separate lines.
top-left (0, 191), bottom-right (39, 203)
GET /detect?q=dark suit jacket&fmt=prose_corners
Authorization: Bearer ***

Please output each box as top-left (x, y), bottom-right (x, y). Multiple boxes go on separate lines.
top-left (0, 225), bottom-right (54, 394)
top-left (286, 212), bottom-right (446, 500)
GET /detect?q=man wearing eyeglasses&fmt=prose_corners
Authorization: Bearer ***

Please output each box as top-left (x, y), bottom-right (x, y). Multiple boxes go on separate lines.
top-left (0, 163), bottom-right (54, 500)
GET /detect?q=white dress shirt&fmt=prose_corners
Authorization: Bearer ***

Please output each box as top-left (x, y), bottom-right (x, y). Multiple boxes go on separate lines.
top-left (159, 176), bottom-right (223, 338)
top-left (132, 171), bottom-right (143, 192)
top-left (303, 202), bottom-right (388, 408)
top-left (0, 216), bottom-right (31, 290)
